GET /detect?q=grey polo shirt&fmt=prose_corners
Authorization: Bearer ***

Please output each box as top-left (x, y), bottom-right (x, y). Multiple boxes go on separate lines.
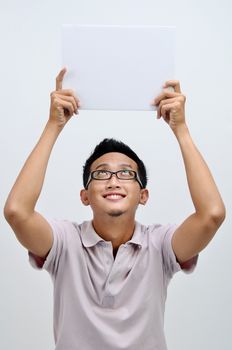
top-left (29, 219), bottom-right (198, 350)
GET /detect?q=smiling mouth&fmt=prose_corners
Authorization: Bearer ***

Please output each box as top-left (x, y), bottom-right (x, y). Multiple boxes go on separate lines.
top-left (103, 194), bottom-right (126, 200)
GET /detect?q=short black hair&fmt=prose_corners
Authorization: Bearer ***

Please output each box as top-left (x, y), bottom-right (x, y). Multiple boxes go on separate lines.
top-left (83, 138), bottom-right (148, 189)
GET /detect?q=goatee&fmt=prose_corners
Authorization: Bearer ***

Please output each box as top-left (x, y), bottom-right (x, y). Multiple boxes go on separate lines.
top-left (108, 210), bottom-right (124, 217)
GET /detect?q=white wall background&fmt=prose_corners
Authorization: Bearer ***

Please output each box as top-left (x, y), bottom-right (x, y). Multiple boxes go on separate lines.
top-left (0, 0), bottom-right (231, 349)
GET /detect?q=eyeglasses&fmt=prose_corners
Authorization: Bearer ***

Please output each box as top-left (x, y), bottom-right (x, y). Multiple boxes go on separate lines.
top-left (86, 169), bottom-right (143, 189)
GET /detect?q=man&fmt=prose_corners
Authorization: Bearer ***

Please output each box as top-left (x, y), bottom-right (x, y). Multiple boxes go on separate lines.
top-left (4, 68), bottom-right (225, 350)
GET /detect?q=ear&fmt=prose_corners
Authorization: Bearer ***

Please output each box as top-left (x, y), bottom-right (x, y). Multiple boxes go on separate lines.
top-left (80, 189), bottom-right (90, 206)
top-left (139, 188), bottom-right (149, 205)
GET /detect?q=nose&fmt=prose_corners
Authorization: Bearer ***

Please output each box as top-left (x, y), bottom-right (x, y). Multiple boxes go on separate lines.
top-left (106, 173), bottom-right (121, 188)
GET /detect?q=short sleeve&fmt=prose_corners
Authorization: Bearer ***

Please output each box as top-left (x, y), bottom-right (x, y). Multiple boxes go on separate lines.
top-left (161, 224), bottom-right (182, 278)
top-left (28, 218), bottom-right (67, 276)
top-left (162, 224), bottom-right (198, 277)
top-left (151, 223), bottom-right (198, 280)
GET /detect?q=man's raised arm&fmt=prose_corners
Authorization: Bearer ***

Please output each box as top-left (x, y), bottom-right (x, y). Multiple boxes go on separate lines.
top-left (4, 68), bottom-right (80, 258)
top-left (152, 81), bottom-right (226, 265)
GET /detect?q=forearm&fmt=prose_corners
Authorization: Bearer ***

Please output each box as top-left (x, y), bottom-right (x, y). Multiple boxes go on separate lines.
top-left (5, 121), bottom-right (62, 219)
top-left (175, 124), bottom-right (225, 222)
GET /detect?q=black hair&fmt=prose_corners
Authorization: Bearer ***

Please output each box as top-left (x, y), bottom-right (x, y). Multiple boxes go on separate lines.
top-left (83, 138), bottom-right (148, 189)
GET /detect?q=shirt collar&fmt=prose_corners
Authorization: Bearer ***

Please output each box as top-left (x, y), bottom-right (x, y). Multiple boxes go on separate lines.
top-left (80, 221), bottom-right (105, 247)
top-left (127, 221), bottom-right (143, 248)
top-left (80, 221), bottom-right (144, 248)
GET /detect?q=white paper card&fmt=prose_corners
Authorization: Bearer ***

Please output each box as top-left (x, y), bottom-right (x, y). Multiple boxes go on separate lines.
top-left (62, 25), bottom-right (175, 111)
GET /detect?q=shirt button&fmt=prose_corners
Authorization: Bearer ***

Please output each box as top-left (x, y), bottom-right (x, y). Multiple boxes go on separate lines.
top-left (102, 295), bottom-right (114, 308)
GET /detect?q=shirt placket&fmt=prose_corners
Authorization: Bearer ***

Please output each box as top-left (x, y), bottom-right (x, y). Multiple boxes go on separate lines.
top-left (101, 243), bottom-right (130, 308)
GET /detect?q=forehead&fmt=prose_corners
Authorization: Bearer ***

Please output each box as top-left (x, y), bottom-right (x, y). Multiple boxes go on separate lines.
top-left (91, 152), bottom-right (138, 170)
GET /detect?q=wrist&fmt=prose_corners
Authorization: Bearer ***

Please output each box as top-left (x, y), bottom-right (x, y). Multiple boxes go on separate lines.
top-left (173, 123), bottom-right (190, 141)
top-left (46, 119), bottom-right (64, 134)
top-left (38, 120), bottom-right (63, 146)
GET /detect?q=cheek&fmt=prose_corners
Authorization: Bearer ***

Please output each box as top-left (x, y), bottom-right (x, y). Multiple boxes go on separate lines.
top-left (128, 191), bottom-right (142, 204)
top-left (87, 186), bottom-right (103, 204)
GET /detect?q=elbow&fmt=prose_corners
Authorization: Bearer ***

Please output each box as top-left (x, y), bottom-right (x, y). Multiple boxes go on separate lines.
top-left (207, 204), bottom-right (226, 228)
top-left (4, 201), bottom-right (29, 225)
top-left (4, 202), bottom-right (19, 223)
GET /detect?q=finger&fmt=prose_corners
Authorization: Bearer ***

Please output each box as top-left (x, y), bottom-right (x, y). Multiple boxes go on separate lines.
top-left (55, 89), bottom-right (81, 107)
top-left (56, 67), bottom-right (67, 91)
top-left (57, 94), bottom-right (78, 113)
top-left (157, 97), bottom-right (178, 119)
top-left (157, 100), bottom-right (171, 119)
top-left (159, 102), bottom-right (174, 121)
top-left (55, 97), bottom-right (75, 116)
top-left (159, 97), bottom-right (178, 106)
top-left (154, 90), bottom-right (180, 106)
top-left (160, 101), bottom-right (181, 118)
top-left (163, 80), bottom-right (181, 93)
top-left (160, 102), bottom-right (173, 116)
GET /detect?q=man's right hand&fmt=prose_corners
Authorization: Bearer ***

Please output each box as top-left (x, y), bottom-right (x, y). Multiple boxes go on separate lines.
top-left (4, 67), bottom-right (81, 259)
top-left (49, 68), bottom-right (81, 127)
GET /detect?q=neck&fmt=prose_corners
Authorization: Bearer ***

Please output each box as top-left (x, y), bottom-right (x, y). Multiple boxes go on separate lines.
top-left (92, 214), bottom-right (136, 250)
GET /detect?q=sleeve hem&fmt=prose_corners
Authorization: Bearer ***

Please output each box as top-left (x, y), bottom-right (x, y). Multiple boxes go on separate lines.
top-left (28, 218), bottom-right (57, 270)
top-left (179, 255), bottom-right (199, 274)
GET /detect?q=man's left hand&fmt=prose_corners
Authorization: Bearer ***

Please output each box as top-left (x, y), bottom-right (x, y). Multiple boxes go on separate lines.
top-left (152, 80), bottom-right (186, 133)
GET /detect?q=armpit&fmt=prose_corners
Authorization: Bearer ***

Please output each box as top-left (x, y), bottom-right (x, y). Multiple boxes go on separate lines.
top-left (179, 255), bottom-right (199, 274)
top-left (28, 251), bottom-right (46, 269)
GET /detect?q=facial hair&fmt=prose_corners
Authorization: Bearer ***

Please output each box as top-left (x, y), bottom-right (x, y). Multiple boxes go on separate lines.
top-left (107, 210), bottom-right (125, 217)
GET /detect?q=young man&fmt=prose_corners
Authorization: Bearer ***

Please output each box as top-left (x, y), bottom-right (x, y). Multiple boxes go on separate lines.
top-left (4, 68), bottom-right (225, 350)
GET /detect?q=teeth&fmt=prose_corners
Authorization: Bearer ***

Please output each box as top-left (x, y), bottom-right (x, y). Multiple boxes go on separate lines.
top-left (106, 194), bottom-right (123, 199)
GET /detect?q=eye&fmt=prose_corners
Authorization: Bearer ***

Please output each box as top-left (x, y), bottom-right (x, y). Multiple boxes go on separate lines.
top-left (94, 170), bottom-right (110, 179)
top-left (97, 170), bottom-right (108, 174)
top-left (119, 170), bottom-right (135, 178)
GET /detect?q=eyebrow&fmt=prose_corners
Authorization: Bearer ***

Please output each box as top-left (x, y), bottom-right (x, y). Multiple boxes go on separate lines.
top-left (94, 163), bottom-right (134, 170)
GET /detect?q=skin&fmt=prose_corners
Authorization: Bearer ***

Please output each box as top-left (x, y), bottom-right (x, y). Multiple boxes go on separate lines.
top-left (80, 152), bottom-right (148, 256)
top-left (4, 68), bottom-right (225, 265)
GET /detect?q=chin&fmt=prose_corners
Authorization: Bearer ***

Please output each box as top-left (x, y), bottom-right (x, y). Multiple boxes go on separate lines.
top-left (107, 210), bottom-right (125, 217)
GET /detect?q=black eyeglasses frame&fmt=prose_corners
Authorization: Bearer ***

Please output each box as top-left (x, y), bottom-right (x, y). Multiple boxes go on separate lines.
top-left (85, 169), bottom-right (144, 189)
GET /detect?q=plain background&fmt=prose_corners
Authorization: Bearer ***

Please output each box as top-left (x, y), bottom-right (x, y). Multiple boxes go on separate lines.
top-left (0, 1), bottom-right (231, 349)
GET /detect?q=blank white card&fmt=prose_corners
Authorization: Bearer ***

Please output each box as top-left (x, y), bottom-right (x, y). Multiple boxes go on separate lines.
top-left (62, 25), bottom-right (175, 111)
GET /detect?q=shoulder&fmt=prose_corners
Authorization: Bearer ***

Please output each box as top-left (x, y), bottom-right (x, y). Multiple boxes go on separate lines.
top-left (28, 219), bottom-right (90, 270)
top-left (142, 222), bottom-right (178, 248)
top-left (48, 218), bottom-right (85, 235)
top-left (44, 218), bottom-right (91, 248)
